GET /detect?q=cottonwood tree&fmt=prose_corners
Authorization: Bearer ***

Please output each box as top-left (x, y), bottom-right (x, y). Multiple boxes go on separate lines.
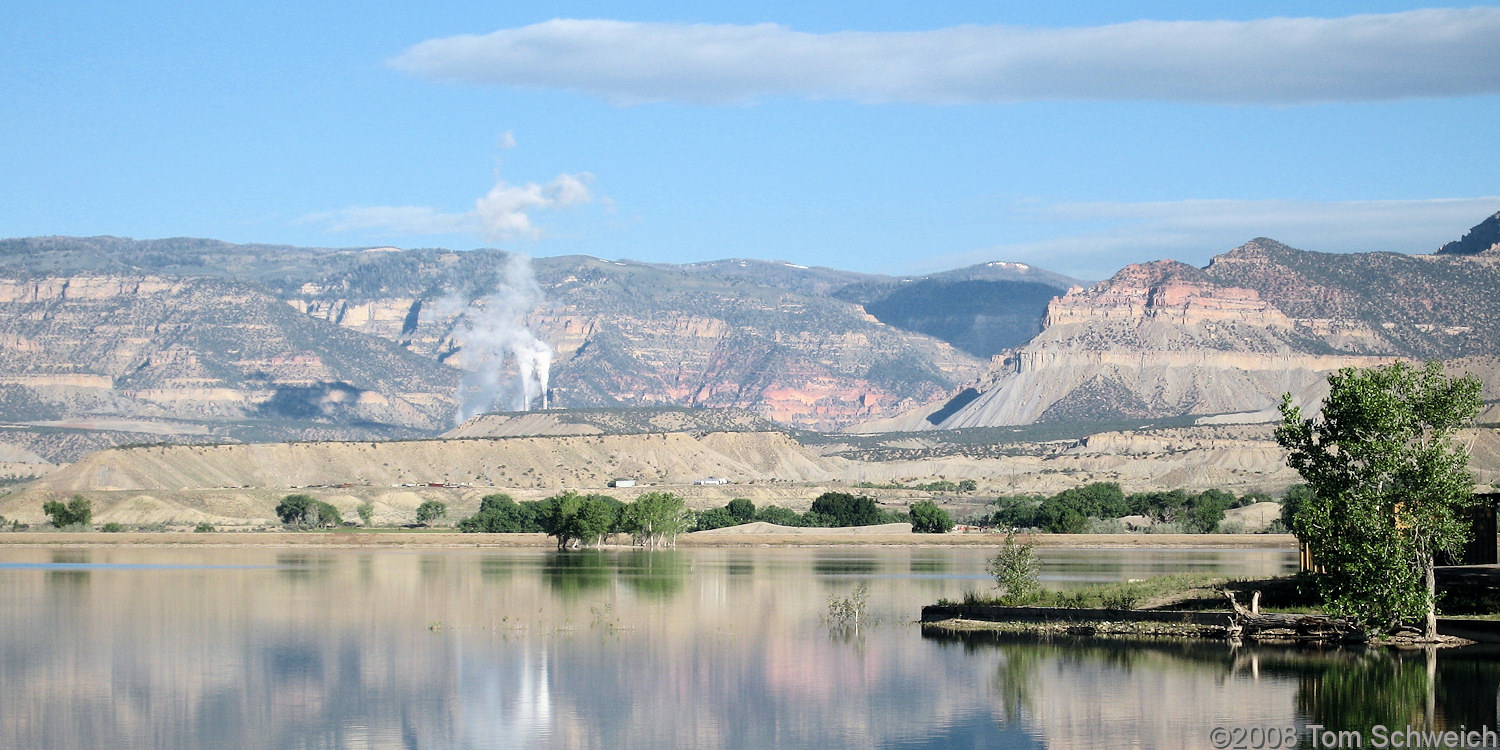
top-left (909, 500), bottom-right (954, 534)
top-left (275, 494), bottom-right (342, 529)
top-left (540, 492), bottom-right (620, 549)
top-left (42, 495), bottom-right (93, 530)
top-left (621, 492), bottom-right (690, 547)
top-left (1276, 361), bottom-right (1482, 638)
top-left (416, 500), bottom-right (447, 525)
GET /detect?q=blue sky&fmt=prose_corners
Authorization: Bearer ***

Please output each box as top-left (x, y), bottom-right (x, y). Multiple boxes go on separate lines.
top-left (2, 1), bottom-right (1497, 280)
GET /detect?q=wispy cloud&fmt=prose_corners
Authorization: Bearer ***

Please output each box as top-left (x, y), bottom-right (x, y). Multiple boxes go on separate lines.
top-left (306, 173), bottom-right (595, 243)
top-left (923, 197), bottom-right (1500, 280)
top-left (389, 10), bottom-right (1500, 105)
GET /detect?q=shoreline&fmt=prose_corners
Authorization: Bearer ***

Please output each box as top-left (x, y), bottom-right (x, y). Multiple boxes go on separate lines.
top-left (0, 530), bottom-right (1299, 549)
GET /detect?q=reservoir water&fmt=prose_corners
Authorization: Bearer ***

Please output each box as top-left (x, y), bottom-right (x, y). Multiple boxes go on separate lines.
top-left (1, 545), bottom-right (1494, 749)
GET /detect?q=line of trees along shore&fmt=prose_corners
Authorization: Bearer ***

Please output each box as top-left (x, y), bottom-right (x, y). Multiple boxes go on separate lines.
top-left (456, 490), bottom-right (952, 547)
top-left (982, 482), bottom-right (1292, 534)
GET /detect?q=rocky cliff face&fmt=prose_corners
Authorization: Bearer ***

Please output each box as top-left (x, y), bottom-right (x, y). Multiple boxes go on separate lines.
top-left (0, 241), bottom-right (993, 435)
top-left (277, 254), bottom-right (988, 431)
top-left (0, 270), bottom-right (458, 437)
top-left (867, 241), bottom-right (1500, 430)
top-left (1438, 211), bottom-right (1500, 256)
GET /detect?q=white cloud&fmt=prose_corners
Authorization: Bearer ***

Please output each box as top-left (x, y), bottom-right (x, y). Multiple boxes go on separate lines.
top-left (497, 130), bottom-right (516, 150)
top-left (308, 173), bottom-right (595, 243)
top-left (923, 197), bottom-right (1500, 280)
top-left (389, 10), bottom-right (1500, 105)
top-left (474, 174), bottom-right (595, 241)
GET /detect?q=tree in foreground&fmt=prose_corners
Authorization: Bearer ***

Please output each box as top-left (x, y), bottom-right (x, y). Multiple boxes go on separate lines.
top-left (909, 500), bottom-right (954, 534)
top-left (621, 492), bottom-right (690, 547)
top-left (988, 531), bottom-right (1041, 604)
top-left (43, 495), bottom-right (93, 530)
top-left (1276, 361), bottom-right (1482, 638)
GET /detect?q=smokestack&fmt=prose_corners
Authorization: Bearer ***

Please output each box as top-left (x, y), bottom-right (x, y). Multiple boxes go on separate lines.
top-left (447, 253), bottom-right (554, 422)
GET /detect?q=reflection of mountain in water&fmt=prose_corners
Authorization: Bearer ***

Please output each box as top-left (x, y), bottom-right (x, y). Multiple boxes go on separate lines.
top-left (11, 546), bottom-right (1486, 749)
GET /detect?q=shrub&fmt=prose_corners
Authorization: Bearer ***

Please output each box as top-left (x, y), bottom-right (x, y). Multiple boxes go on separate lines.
top-left (194, 522), bottom-right (216, 533)
top-left (826, 584), bottom-right (870, 632)
top-left (100, 522), bottom-right (125, 533)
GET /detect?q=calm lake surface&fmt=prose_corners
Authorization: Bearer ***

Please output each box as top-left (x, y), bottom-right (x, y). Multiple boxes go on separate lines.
top-left (1, 545), bottom-right (1495, 749)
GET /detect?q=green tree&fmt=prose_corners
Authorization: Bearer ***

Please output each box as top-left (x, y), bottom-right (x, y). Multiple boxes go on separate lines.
top-left (540, 492), bottom-right (620, 549)
top-left (572, 495), bottom-right (620, 549)
top-left (1184, 490), bottom-right (1234, 533)
top-left (458, 493), bottom-right (543, 533)
top-left (692, 506), bottom-right (737, 531)
top-left (726, 498), bottom-right (755, 523)
top-left (275, 494), bottom-right (313, 525)
top-left (42, 495), bottom-right (93, 529)
top-left (1037, 497), bottom-right (1087, 534)
top-left (988, 531), bottom-right (1041, 604)
top-left (1276, 361), bottom-right (1482, 638)
top-left (274, 494), bottom-right (342, 529)
top-left (989, 495), bottom-right (1041, 528)
top-left (1279, 484), bottom-right (1315, 531)
top-left (909, 500), bottom-right (954, 534)
top-left (808, 492), bottom-right (893, 527)
top-left (621, 492), bottom-right (690, 547)
top-left (957, 479), bottom-right (978, 493)
top-left (416, 500), bottom-right (448, 525)
top-left (356, 501), bottom-right (375, 527)
top-left (753, 505), bottom-right (804, 527)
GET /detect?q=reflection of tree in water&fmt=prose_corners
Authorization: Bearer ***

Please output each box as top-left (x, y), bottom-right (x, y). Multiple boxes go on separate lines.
top-left (478, 555), bottom-right (515, 582)
top-left (813, 554), bottom-right (880, 576)
top-left (1435, 649), bottom-right (1500, 730)
top-left (419, 554), bottom-right (445, 582)
top-left (542, 551), bottom-right (614, 597)
top-left (909, 553), bottom-right (950, 575)
top-left (725, 552), bottom-right (755, 578)
top-left (46, 549), bottom-right (91, 587)
top-left (276, 553), bottom-right (336, 582)
top-left (989, 645), bottom-right (1043, 724)
top-left (616, 550), bottom-right (687, 599)
top-left (1296, 647), bottom-right (1500, 735)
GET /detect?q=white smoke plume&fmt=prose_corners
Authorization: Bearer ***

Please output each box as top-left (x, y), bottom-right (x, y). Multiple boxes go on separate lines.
top-left (448, 253), bottom-right (554, 422)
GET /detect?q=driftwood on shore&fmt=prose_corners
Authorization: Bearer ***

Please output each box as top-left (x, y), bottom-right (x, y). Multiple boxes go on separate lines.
top-left (1224, 591), bottom-right (1365, 642)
